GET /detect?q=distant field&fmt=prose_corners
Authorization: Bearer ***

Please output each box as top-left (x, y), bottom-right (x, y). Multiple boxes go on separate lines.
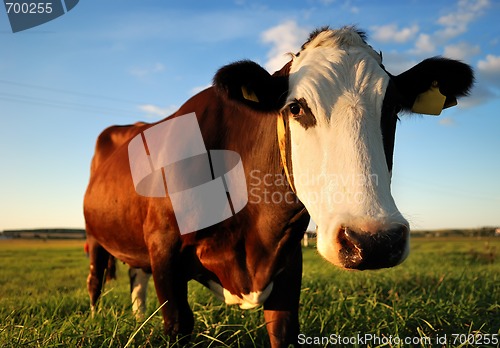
top-left (0, 237), bottom-right (498, 347)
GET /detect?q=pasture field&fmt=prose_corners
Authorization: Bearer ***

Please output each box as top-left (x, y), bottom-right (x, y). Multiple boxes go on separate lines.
top-left (0, 237), bottom-right (498, 347)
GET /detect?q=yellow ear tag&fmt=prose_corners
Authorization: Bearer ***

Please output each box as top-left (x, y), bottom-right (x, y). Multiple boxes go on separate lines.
top-left (411, 81), bottom-right (446, 116)
top-left (241, 85), bottom-right (259, 103)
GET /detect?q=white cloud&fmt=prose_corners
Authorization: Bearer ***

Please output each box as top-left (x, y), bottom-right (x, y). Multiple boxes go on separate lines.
top-left (477, 54), bottom-right (500, 89)
top-left (443, 42), bottom-right (480, 61)
top-left (437, 0), bottom-right (490, 39)
top-left (439, 117), bottom-right (456, 127)
top-left (340, 0), bottom-right (360, 13)
top-left (349, 6), bottom-right (360, 14)
top-left (129, 63), bottom-right (165, 78)
top-left (459, 83), bottom-right (497, 107)
top-left (261, 20), bottom-right (309, 72)
top-left (380, 52), bottom-right (418, 75)
top-left (478, 54), bottom-right (500, 74)
top-left (406, 0), bottom-right (489, 57)
top-left (372, 24), bottom-right (419, 43)
top-left (138, 104), bottom-right (177, 118)
top-left (411, 33), bottom-right (436, 55)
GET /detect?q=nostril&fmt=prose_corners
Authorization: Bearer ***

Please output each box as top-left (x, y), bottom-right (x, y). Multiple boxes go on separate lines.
top-left (336, 225), bottom-right (409, 270)
top-left (337, 226), bottom-right (363, 269)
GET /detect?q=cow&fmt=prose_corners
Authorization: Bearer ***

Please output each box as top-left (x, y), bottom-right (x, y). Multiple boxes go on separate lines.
top-left (84, 26), bottom-right (474, 347)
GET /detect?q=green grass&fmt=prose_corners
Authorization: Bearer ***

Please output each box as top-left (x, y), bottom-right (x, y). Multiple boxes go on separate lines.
top-left (0, 238), bottom-right (498, 347)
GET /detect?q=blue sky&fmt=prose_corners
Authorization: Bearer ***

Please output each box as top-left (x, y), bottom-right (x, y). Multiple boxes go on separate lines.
top-left (1, 0), bottom-right (499, 231)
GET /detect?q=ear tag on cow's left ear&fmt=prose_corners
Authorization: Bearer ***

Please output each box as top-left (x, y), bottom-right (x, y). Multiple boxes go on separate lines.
top-left (241, 85), bottom-right (259, 103)
top-left (412, 81), bottom-right (446, 116)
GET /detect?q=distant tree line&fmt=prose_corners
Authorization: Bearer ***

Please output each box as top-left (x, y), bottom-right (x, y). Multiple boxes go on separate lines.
top-left (0, 229), bottom-right (86, 240)
top-left (411, 227), bottom-right (499, 238)
top-left (1, 227), bottom-right (498, 241)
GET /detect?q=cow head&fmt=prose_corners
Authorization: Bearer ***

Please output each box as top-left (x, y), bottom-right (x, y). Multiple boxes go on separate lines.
top-left (214, 26), bottom-right (474, 270)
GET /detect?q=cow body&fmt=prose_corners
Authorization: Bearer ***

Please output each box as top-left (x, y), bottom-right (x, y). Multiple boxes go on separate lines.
top-left (85, 86), bottom-right (309, 344)
top-left (84, 26), bottom-right (473, 347)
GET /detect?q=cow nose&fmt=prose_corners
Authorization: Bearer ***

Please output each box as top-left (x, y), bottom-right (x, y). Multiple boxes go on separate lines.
top-left (337, 225), bottom-right (409, 270)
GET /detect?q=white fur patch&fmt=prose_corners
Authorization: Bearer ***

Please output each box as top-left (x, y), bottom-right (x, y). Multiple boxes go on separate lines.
top-left (130, 268), bottom-right (151, 318)
top-left (207, 280), bottom-right (273, 309)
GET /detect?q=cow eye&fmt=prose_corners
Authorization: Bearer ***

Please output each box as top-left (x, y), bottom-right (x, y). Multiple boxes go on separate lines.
top-left (289, 103), bottom-right (302, 116)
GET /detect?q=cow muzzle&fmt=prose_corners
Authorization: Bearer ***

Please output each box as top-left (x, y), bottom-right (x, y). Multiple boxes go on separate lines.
top-left (317, 222), bottom-right (410, 270)
top-left (336, 225), bottom-right (409, 270)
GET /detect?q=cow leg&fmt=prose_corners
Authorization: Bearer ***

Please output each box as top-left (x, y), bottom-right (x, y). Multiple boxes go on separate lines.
top-left (86, 236), bottom-right (111, 314)
top-left (129, 267), bottom-right (151, 319)
top-left (146, 232), bottom-right (194, 340)
top-left (263, 246), bottom-right (303, 348)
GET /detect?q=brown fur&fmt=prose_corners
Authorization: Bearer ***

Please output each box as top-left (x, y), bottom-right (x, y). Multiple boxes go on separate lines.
top-left (84, 87), bottom-right (309, 347)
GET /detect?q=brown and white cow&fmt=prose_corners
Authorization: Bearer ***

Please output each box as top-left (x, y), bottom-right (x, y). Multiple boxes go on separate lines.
top-left (84, 26), bottom-right (473, 347)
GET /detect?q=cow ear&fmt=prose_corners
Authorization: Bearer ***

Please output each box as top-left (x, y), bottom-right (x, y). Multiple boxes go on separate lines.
top-left (393, 57), bottom-right (474, 116)
top-left (213, 60), bottom-right (288, 112)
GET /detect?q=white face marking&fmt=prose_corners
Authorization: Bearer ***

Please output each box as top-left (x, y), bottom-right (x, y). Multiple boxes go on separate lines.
top-left (287, 29), bottom-right (409, 266)
top-left (207, 280), bottom-right (273, 309)
top-left (129, 268), bottom-right (151, 318)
